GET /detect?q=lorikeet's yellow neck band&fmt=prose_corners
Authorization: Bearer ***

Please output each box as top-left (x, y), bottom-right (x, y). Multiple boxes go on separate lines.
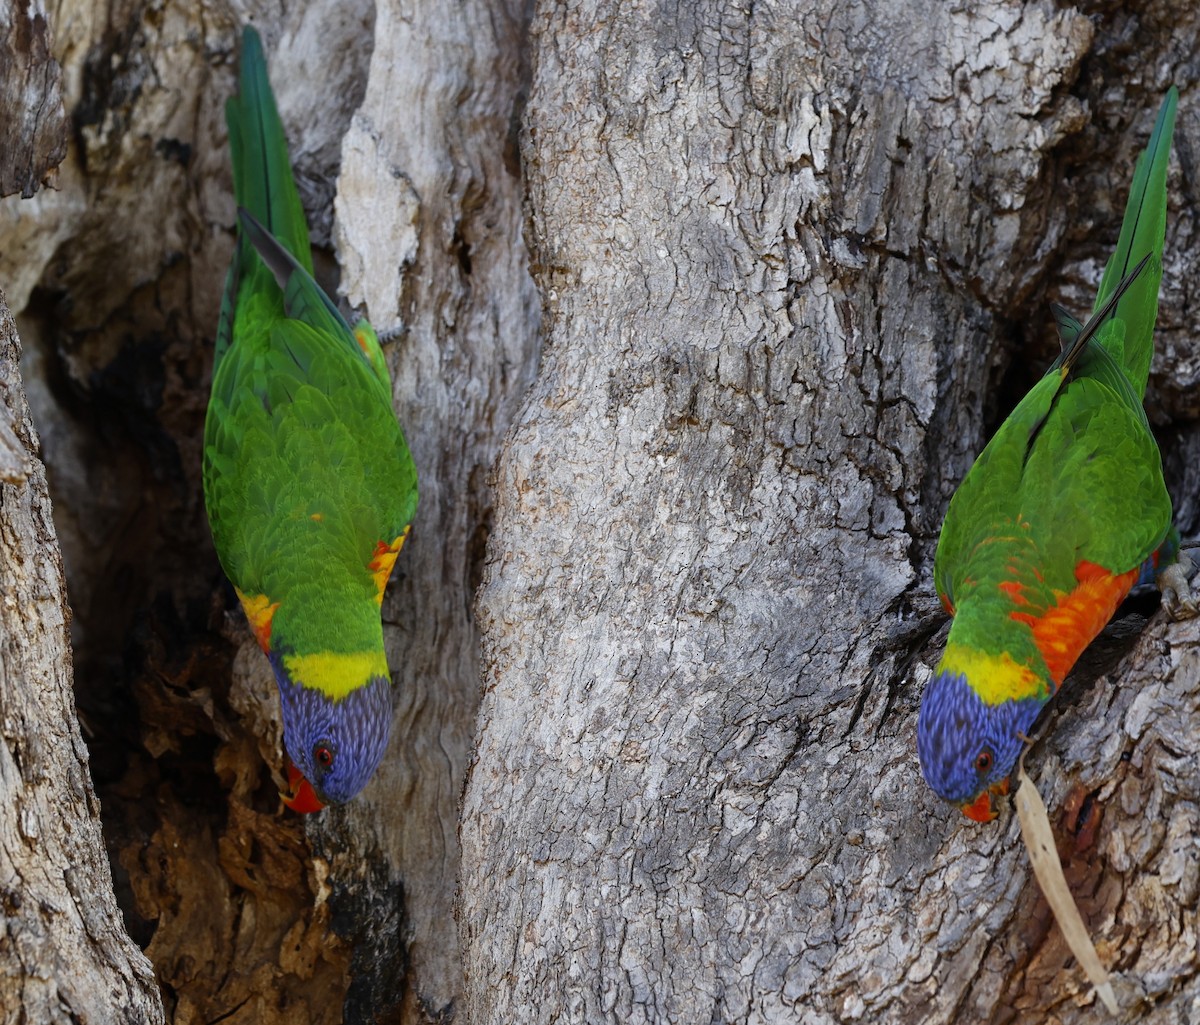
top-left (935, 645), bottom-right (1041, 707)
top-left (282, 650), bottom-right (390, 701)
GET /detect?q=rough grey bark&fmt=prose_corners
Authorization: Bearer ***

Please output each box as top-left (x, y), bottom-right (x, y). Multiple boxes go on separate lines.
top-left (0, 16), bottom-right (159, 1024)
top-left (0, 0), bottom-right (67, 198)
top-left (0, 290), bottom-right (164, 1024)
top-left (0, 0), bottom-right (535, 1021)
top-left (461, 2), bottom-right (1200, 1023)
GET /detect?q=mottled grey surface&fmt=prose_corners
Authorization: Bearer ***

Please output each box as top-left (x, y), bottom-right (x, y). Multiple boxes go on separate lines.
top-left (462, 2), bottom-right (1200, 1023)
top-left (0, 0), bottom-right (539, 1020)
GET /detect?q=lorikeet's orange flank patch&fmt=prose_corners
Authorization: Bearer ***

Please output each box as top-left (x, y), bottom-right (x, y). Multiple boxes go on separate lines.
top-left (236, 588), bottom-right (279, 652)
top-left (1009, 560), bottom-right (1140, 688)
top-left (368, 527), bottom-right (410, 604)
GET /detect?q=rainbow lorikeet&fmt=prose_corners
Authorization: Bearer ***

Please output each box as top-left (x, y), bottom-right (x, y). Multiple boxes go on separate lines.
top-left (203, 26), bottom-right (418, 811)
top-left (918, 88), bottom-right (1196, 823)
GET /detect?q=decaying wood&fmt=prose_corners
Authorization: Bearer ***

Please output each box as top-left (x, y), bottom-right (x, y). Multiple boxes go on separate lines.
top-left (462, 2), bottom-right (1200, 1023)
top-left (0, 290), bottom-right (163, 1024)
top-left (0, 0), bottom-right (67, 198)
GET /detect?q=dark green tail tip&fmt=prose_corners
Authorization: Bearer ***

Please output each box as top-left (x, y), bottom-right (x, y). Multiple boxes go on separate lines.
top-left (241, 24), bottom-right (264, 56)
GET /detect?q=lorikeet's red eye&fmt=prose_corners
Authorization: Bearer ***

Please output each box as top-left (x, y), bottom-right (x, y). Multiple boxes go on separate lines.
top-left (974, 749), bottom-right (993, 774)
top-left (314, 743), bottom-right (334, 769)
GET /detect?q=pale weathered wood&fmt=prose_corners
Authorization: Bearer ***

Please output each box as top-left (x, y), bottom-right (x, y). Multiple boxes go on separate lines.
top-left (312, 0), bottom-right (540, 1017)
top-left (461, 2), bottom-right (1200, 1023)
top-left (0, 289), bottom-right (164, 1024)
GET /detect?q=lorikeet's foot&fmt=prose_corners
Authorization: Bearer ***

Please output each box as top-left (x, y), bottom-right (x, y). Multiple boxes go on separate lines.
top-left (1158, 552), bottom-right (1198, 621)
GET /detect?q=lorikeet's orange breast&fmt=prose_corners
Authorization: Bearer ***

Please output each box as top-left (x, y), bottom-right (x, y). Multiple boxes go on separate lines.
top-left (1008, 560), bottom-right (1140, 688)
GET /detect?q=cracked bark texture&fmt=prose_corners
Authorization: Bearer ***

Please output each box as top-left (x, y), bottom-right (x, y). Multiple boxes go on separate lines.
top-left (0, 292), bottom-right (164, 1024)
top-left (0, 19), bottom-right (159, 1025)
top-left (462, 2), bottom-right (1200, 1024)
top-left (0, 0), bottom-right (534, 1021)
top-left (0, 0), bottom-right (68, 198)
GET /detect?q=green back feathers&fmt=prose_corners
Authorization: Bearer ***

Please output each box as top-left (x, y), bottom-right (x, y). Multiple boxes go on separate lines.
top-left (238, 208), bottom-right (384, 386)
top-left (935, 91), bottom-right (1179, 625)
top-left (1092, 86), bottom-right (1177, 397)
top-left (204, 26), bottom-right (418, 659)
top-left (206, 328), bottom-right (414, 652)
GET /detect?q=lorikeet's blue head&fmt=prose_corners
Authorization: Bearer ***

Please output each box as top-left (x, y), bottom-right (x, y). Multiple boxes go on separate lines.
top-left (273, 667), bottom-right (393, 809)
top-left (917, 670), bottom-right (1043, 821)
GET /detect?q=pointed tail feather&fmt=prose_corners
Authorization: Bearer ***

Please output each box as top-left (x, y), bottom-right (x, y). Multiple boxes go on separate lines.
top-left (216, 27), bottom-right (314, 368)
top-left (1025, 253), bottom-right (1152, 456)
top-left (1092, 87), bottom-right (1177, 397)
top-left (226, 26), bottom-right (312, 273)
top-left (1049, 303), bottom-right (1083, 351)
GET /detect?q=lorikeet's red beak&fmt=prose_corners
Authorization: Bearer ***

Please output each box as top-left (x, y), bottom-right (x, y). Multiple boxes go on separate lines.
top-left (283, 761), bottom-right (325, 814)
top-left (961, 778), bottom-right (1010, 823)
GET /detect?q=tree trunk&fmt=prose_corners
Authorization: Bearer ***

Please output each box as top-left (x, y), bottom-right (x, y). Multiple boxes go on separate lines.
top-left (313, 0), bottom-right (538, 1019)
top-left (0, 290), bottom-right (164, 1024)
top-left (3, 0), bottom-right (1200, 1023)
top-left (461, 2), bottom-right (1200, 1023)
top-left (0, 7), bottom-right (162, 1022)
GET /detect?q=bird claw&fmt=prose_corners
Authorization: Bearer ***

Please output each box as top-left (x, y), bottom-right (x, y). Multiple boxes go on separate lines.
top-left (1158, 552), bottom-right (1199, 621)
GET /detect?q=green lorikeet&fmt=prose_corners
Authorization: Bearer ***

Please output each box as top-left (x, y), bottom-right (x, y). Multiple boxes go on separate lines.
top-left (203, 27), bottom-right (418, 811)
top-left (918, 88), bottom-right (1195, 823)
